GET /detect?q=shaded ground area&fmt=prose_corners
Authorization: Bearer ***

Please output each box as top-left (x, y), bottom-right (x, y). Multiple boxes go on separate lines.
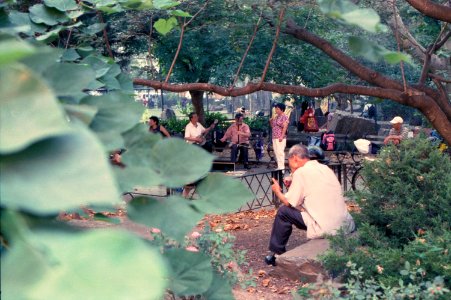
top-left (64, 207), bottom-right (308, 299)
top-left (203, 209), bottom-right (308, 299)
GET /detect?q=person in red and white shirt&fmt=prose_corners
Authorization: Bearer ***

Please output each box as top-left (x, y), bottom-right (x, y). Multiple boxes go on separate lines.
top-left (270, 103), bottom-right (289, 171)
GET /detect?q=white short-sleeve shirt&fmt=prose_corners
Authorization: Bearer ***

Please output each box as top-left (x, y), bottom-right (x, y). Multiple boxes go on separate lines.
top-left (185, 122), bottom-right (206, 144)
top-left (285, 160), bottom-right (355, 239)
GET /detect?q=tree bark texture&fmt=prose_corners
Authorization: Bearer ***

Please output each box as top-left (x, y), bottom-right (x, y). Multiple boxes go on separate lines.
top-left (189, 90), bottom-right (206, 125)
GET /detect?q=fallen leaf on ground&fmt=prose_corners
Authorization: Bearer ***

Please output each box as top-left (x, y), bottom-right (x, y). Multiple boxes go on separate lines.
top-left (258, 270), bottom-right (267, 277)
top-left (262, 278), bottom-right (271, 287)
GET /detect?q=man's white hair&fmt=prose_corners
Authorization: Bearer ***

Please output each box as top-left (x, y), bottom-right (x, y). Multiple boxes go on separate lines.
top-left (288, 144), bottom-right (309, 159)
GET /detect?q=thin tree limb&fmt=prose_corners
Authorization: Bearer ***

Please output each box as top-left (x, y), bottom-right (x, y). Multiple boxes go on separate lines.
top-left (165, 17), bottom-right (185, 83)
top-left (431, 77), bottom-right (449, 103)
top-left (97, 11), bottom-right (114, 59)
top-left (405, 0), bottom-right (451, 23)
top-left (65, 28), bottom-right (73, 50)
top-left (392, 0), bottom-right (407, 92)
top-left (259, 7), bottom-right (285, 87)
top-left (229, 15), bottom-right (262, 89)
top-left (429, 73), bottom-right (451, 84)
top-left (164, 0), bottom-right (210, 83)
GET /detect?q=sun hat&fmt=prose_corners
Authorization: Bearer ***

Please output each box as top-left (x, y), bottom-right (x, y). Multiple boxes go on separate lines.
top-left (390, 116), bottom-right (404, 124)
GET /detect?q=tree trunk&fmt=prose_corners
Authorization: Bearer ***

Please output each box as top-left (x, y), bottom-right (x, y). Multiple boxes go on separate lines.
top-left (189, 90), bottom-right (205, 125)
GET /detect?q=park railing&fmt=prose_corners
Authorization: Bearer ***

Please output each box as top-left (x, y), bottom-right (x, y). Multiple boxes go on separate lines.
top-left (123, 157), bottom-right (359, 212)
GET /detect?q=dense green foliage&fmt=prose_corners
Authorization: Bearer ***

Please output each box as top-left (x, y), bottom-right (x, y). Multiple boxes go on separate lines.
top-left (357, 138), bottom-right (451, 246)
top-left (321, 137), bottom-right (451, 293)
top-left (0, 1), bottom-right (255, 299)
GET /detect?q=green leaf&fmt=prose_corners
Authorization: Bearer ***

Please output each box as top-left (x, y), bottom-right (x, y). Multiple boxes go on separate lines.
top-left (127, 196), bottom-right (205, 241)
top-left (383, 51), bottom-right (414, 65)
top-left (76, 45), bottom-right (94, 58)
top-left (7, 11), bottom-right (31, 34)
top-left (29, 4), bottom-right (68, 26)
top-left (194, 173), bottom-right (254, 214)
top-left (80, 91), bottom-right (142, 133)
top-left (0, 39), bottom-right (35, 66)
top-left (154, 17), bottom-right (178, 35)
top-left (122, 0), bottom-right (154, 10)
top-left (154, 0), bottom-right (181, 9)
top-left (66, 10), bottom-right (84, 19)
top-left (83, 22), bottom-right (106, 35)
top-left (202, 273), bottom-right (234, 300)
top-left (35, 26), bottom-right (63, 43)
top-left (149, 138), bottom-right (214, 187)
top-left (341, 8), bottom-right (380, 33)
top-left (164, 248), bottom-right (213, 296)
top-left (348, 36), bottom-right (386, 63)
top-left (22, 230), bottom-right (166, 300)
top-left (81, 55), bottom-right (112, 78)
top-left (63, 103), bottom-right (98, 125)
top-left (0, 64), bottom-right (71, 154)
top-left (44, 0), bottom-right (78, 12)
top-left (117, 73), bottom-right (134, 93)
top-left (171, 10), bottom-right (191, 17)
top-left (43, 63), bottom-right (97, 97)
top-left (61, 48), bottom-right (80, 61)
top-left (319, 0), bottom-right (382, 33)
top-left (20, 47), bottom-right (61, 74)
top-left (0, 123), bottom-right (122, 214)
top-left (112, 124), bottom-right (161, 191)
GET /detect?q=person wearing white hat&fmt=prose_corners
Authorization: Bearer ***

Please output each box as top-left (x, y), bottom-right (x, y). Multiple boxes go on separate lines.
top-left (384, 116), bottom-right (409, 145)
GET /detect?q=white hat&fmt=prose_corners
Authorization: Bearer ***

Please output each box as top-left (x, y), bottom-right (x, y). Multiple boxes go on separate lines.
top-left (390, 116), bottom-right (403, 124)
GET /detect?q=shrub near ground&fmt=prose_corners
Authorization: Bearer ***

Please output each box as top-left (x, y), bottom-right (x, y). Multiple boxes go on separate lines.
top-left (320, 137), bottom-right (451, 294)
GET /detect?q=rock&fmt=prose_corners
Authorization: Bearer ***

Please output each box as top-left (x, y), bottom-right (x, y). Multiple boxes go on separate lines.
top-left (329, 113), bottom-right (378, 139)
top-left (270, 239), bottom-right (330, 282)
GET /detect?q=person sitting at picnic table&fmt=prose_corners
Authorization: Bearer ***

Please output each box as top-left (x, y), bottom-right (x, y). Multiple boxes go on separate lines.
top-left (148, 116), bottom-right (171, 138)
top-left (265, 144), bottom-right (355, 266)
top-left (220, 113), bottom-right (251, 170)
top-left (384, 116), bottom-right (409, 145)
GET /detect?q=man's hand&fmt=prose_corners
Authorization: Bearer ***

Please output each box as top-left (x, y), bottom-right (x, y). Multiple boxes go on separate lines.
top-left (278, 138), bottom-right (283, 142)
top-left (271, 178), bottom-right (281, 193)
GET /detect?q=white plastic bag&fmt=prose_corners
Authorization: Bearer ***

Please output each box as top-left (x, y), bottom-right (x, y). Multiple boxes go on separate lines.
top-left (354, 139), bottom-right (371, 154)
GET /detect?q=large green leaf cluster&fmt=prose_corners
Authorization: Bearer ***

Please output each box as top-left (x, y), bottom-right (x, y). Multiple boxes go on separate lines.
top-left (1, 1), bottom-right (255, 298)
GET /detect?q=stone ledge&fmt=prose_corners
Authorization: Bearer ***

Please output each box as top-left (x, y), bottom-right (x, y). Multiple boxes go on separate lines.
top-left (270, 239), bottom-right (330, 282)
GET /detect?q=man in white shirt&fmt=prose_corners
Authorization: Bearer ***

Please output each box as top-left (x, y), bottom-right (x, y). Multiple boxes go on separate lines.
top-left (184, 112), bottom-right (215, 152)
top-left (265, 144), bottom-right (355, 266)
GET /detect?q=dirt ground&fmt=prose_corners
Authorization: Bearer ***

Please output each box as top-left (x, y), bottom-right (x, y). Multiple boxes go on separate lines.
top-left (65, 207), bottom-right (307, 300)
top-left (204, 209), bottom-right (308, 300)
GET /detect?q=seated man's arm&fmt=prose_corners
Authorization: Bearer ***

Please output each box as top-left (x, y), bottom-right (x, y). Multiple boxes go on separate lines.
top-left (220, 126), bottom-right (232, 142)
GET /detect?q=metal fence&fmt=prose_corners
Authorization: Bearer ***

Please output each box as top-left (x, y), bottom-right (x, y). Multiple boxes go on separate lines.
top-left (123, 160), bottom-right (358, 212)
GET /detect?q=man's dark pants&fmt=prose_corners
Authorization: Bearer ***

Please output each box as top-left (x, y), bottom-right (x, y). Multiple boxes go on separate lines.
top-left (269, 205), bottom-right (307, 254)
top-left (231, 144), bottom-right (249, 165)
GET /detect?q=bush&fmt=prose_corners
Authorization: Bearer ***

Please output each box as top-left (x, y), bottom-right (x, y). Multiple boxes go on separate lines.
top-left (356, 137), bottom-right (451, 246)
top-left (321, 137), bottom-right (451, 289)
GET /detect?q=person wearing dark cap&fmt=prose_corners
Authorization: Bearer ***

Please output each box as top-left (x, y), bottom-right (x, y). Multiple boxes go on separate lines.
top-left (270, 103), bottom-right (289, 170)
top-left (220, 113), bottom-right (251, 169)
top-left (265, 144), bottom-right (355, 266)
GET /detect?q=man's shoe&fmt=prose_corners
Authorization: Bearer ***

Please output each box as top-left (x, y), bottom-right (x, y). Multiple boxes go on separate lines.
top-left (244, 164), bottom-right (251, 170)
top-left (264, 254), bottom-right (276, 266)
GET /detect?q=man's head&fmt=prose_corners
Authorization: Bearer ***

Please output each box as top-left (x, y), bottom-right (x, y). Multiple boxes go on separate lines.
top-left (235, 112), bottom-right (244, 124)
top-left (287, 144), bottom-right (310, 171)
top-left (189, 112), bottom-right (198, 123)
top-left (390, 116), bottom-right (403, 130)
